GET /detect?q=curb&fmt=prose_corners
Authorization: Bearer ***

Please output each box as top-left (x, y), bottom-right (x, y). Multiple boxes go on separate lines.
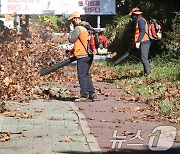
top-left (68, 102), bottom-right (102, 153)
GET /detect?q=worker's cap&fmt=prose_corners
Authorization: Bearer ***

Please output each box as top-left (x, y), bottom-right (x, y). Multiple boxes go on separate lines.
top-left (68, 11), bottom-right (81, 20)
top-left (129, 8), bottom-right (143, 15)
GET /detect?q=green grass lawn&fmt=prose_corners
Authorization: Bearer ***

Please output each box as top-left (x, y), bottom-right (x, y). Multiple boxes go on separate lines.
top-left (103, 56), bottom-right (180, 121)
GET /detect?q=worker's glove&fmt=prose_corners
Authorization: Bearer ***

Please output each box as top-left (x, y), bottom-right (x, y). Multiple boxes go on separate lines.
top-left (69, 23), bottom-right (74, 32)
top-left (135, 42), bottom-right (141, 49)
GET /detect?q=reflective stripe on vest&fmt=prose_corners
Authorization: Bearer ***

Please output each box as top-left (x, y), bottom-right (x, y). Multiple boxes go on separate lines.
top-left (134, 18), bottom-right (149, 44)
top-left (74, 26), bottom-right (89, 57)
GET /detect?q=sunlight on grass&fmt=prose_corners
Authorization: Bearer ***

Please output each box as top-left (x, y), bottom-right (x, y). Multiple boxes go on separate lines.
top-left (108, 57), bottom-right (180, 120)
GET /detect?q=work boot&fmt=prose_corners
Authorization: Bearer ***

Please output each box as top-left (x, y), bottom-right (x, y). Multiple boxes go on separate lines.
top-left (74, 97), bottom-right (88, 102)
top-left (88, 93), bottom-right (97, 102)
top-left (144, 71), bottom-right (151, 77)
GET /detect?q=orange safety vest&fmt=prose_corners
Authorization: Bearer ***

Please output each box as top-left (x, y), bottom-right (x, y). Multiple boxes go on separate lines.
top-left (74, 26), bottom-right (89, 57)
top-left (134, 17), bottom-right (149, 44)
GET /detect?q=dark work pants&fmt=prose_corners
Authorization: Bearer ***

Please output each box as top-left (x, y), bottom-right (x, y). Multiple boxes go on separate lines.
top-left (77, 55), bottom-right (95, 98)
top-left (140, 43), bottom-right (151, 75)
top-left (113, 43), bottom-right (151, 74)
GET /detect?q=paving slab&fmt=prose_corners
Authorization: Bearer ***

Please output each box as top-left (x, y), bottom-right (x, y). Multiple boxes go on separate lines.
top-left (0, 99), bottom-right (101, 154)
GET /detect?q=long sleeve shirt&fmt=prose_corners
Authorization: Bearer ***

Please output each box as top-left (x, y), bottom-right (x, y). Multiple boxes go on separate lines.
top-left (135, 15), bottom-right (151, 44)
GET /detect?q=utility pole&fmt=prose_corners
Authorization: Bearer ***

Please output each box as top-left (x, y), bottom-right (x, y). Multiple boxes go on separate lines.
top-left (97, 15), bottom-right (100, 28)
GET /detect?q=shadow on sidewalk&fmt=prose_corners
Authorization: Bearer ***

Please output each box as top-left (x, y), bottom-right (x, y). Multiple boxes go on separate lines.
top-left (55, 147), bottom-right (180, 154)
top-left (49, 96), bottom-right (77, 102)
top-left (105, 73), bottom-right (144, 83)
top-left (0, 131), bottom-right (22, 135)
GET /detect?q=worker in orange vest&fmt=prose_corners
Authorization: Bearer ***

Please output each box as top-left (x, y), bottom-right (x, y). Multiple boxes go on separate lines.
top-left (113, 8), bottom-right (151, 76)
top-left (131, 8), bottom-right (151, 75)
top-left (68, 11), bottom-right (96, 102)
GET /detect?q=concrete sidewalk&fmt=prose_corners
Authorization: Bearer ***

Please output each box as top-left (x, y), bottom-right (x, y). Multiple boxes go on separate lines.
top-left (0, 99), bottom-right (101, 154)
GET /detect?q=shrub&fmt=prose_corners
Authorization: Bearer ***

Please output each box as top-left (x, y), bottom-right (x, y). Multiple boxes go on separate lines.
top-left (161, 12), bottom-right (180, 58)
top-left (38, 15), bottom-right (65, 32)
top-left (106, 15), bottom-right (133, 54)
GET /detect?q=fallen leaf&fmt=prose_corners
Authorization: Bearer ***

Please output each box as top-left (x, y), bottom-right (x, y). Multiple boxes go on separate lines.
top-left (132, 106), bottom-right (141, 112)
top-left (3, 77), bottom-right (13, 86)
top-left (122, 131), bottom-right (134, 136)
top-left (115, 97), bottom-right (121, 101)
top-left (0, 132), bottom-right (10, 142)
top-left (87, 118), bottom-right (95, 120)
top-left (100, 119), bottom-right (109, 122)
top-left (3, 111), bottom-right (16, 117)
top-left (60, 136), bottom-right (73, 142)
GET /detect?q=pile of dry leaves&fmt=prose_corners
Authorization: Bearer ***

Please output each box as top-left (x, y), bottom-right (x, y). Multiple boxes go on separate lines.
top-left (0, 27), bottom-right (118, 103)
top-left (0, 27), bottom-right (72, 103)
